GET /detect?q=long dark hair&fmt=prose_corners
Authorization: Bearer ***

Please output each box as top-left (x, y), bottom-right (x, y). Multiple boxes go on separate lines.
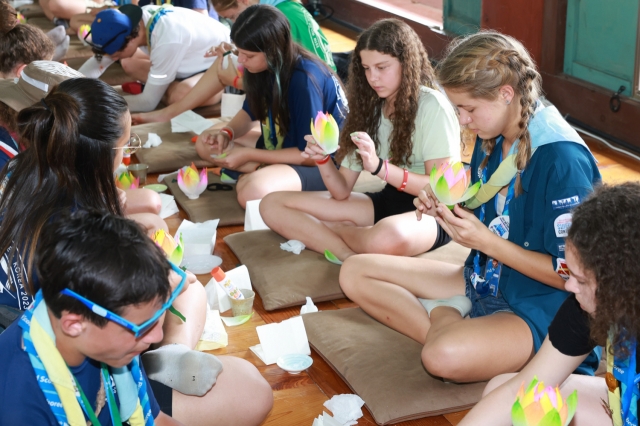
top-left (231, 4), bottom-right (333, 137)
top-left (0, 0), bottom-right (54, 75)
top-left (0, 78), bottom-right (128, 293)
top-left (567, 182), bottom-right (640, 358)
top-left (335, 19), bottom-right (436, 167)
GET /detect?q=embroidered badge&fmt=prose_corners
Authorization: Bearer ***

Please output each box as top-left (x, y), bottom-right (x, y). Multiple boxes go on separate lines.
top-left (555, 258), bottom-right (570, 280)
top-left (554, 213), bottom-right (572, 238)
top-left (551, 195), bottom-right (580, 210)
top-left (558, 243), bottom-right (565, 254)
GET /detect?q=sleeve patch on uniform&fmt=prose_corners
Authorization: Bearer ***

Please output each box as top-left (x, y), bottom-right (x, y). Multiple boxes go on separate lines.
top-left (556, 258), bottom-right (570, 280)
top-left (557, 243), bottom-right (565, 254)
top-left (554, 213), bottom-right (572, 238)
top-left (551, 195), bottom-right (580, 210)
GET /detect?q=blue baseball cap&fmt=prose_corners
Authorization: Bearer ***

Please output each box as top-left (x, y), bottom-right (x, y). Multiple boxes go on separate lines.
top-left (89, 5), bottom-right (142, 55)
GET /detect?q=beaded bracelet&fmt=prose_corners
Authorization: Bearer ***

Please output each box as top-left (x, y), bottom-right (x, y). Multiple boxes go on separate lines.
top-left (398, 168), bottom-right (409, 192)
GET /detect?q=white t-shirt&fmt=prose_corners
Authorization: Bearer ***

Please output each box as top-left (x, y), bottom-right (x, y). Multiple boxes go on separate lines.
top-left (341, 86), bottom-right (461, 175)
top-left (141, 5), bottom-right (230, 85)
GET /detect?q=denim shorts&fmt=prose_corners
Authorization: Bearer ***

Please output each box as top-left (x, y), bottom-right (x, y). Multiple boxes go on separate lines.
top-left (463, 266), bottom-right (513, 318)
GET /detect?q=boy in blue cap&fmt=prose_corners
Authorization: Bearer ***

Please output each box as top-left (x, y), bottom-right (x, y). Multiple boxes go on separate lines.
top-left (79, 4), bottom-right (230, 112)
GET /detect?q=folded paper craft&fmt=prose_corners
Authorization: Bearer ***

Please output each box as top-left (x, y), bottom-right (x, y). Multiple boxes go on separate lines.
top-left (178, 163), bottom-right (207, 200)
top-left (430, 161), bottom-right (480, 208)
top-left (310, 112), bottom-right (340, 154)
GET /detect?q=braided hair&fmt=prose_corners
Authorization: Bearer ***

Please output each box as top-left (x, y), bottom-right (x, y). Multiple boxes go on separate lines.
top-left (436, 31), bottom-right (542, 194)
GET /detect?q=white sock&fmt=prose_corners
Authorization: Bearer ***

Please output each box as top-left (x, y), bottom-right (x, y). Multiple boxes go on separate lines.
top-left (418, 295), bottom-right (472, 317)
top-left (51, 35), bottom-right (69, 62)
top-left (46, 25), bottom-right (66, 45)
top-left (142, 344), bottom-right (223, 396)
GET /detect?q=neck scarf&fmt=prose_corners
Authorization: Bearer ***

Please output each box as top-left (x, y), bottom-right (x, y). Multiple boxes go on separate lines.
top-left (19, 291), bottom-right (153, 426)
top-left (465, 104), bottom-right (591, 209)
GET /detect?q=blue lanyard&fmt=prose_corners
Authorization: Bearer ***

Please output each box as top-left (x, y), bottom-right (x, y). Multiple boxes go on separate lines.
top-left (472, 142), bottom-right (516, 279)
top-left (267, 108), bottom-right (277, 150)
top-left (616, 340), bottom-right (640, 424)
top-left (146, 6), bottom-right (173, 50)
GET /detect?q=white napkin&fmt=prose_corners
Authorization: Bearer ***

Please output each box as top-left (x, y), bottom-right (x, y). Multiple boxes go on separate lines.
top-left (312, 412), bottom-right (342, 426)
top-left (171, 111), bottom-right (217, 135)
top-left (280, 239), bottom-right (305, 255)
top-left (324, 394), bottom-right (365, 426)
top-left (143, 132), bottom-right (162, 148)
top-left (158, 193), bottom-right (179, 219)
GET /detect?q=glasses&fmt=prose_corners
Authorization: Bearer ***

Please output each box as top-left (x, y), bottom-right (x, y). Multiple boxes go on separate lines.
top-left (83, 28), bottom-right (128, 54)
top-left (113, 133), bottom-right (142, 155)
top-left (60, 262), bottom-right (186, 338)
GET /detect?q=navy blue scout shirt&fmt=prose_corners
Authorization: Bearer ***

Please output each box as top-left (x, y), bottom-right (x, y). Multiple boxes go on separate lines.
top-left (0, 320), bottom-right (161, 425)
top-left (465, 138), bottom-right (601, 374)
top-left (242, 56), bottom-right (347, 152)
top-left (0, 126), bottom-right (19, 171)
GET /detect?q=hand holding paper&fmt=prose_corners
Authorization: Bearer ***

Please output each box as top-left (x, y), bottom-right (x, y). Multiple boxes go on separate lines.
top-left (430, 161), bottom-right (480, 209)
top-left (310, 112), bottom-right (340, 155)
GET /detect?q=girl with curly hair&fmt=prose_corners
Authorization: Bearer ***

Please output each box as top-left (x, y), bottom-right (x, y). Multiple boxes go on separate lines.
top-left (339, 31), bottom-right (602, 382)
top-left (260, 19), bottom-right (460, 261)
top-left (458, 182), bottom-right (640, 426)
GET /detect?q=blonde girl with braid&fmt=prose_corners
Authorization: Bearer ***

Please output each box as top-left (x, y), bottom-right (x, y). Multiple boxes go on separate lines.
top-left (339, 31), bottom-right (602, 382)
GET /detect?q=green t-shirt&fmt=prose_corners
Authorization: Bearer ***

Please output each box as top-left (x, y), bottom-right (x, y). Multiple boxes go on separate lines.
top-left (341, 86), bottom-right (461, 175)
top-left (274, 1), bottom-right (336, 71)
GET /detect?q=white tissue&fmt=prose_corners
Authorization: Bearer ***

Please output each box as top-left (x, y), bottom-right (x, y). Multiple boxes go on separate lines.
top-left (323, 394), bottom-right (365, 426)
top-left (158, 193), bottom-right (179, 219)
top-left (280, 240), bottom-right (305, 255)
top-left (143, 132), bottom-right (162, 148)
top-left (171, 111), bottom-right (218, 135)
top-left (312, 412), bottom-right (342, 426)
top-left (300, 297), bottom-right (318, 315)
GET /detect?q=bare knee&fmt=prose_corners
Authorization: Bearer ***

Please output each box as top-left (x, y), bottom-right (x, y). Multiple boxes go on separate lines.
top-left (339, 255), bottom-right (373, 301)
top-left (363, 226), bottom-right (413, 256)
top-left (236, 175), bottom-right (269, 208)
top-left (259, 191), bottom-right (287, 224)
top-left (120, 58), bottom-right (136, 76)
top-left (165, 83), bottom-right (191, 105)
top-left (421, 337), bottom-right (470, 381)
top-left (221, 356), bottom-right (273, 422)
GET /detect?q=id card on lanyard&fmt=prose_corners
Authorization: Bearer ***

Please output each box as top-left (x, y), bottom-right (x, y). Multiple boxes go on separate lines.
top-left (471, 143), bottom-right (516, 298)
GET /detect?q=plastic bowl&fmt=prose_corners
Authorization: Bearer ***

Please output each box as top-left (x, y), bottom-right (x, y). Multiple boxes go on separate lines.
top-left (276, 354), bottom-right (313, 374)
top-left (144, 184), bottom-right (168, 193)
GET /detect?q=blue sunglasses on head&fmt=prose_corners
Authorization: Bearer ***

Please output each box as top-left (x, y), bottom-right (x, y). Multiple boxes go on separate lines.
top-left (60, 262), bottom-right (186, 338)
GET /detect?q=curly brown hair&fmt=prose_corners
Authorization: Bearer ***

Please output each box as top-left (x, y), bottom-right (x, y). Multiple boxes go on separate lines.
top-left (335, 19), bottom-right (436, 168)
top-left (436, 31), bottom-right (542, 195)
top-left (0, 0), bottom-right (54, 76)
top-left (567, 182), bottom-right (640, 358)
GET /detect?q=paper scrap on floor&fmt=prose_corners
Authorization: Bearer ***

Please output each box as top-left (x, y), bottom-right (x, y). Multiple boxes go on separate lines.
top-left (312, 412), bottom-right (342, 426)
top-left (324, 394), bottom-right (365, 426)
top-left (280, 239), bottom-right (305, 255)
top-left (158, 193), bottom-right (179, 219)
top-left (171, 110), bottom-right (219, 135)
top-left (195, 308), bottom-right (228, 351)
top-left (143, 132), bottom-right (162, 148)
top-left (249, 315), bottom-right (311, 365)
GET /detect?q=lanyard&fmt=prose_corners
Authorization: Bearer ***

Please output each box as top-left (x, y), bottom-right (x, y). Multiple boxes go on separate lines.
top-left (145, 6), bottom-right (173, 50)
top-left (616, 340), bottom-right (640, 424)
top-left (472, 140), bottom-right (516, 280)
top-left (73, 364), bottom-right (122, 426)
top-left (266, 108), bottom-right (278, 150)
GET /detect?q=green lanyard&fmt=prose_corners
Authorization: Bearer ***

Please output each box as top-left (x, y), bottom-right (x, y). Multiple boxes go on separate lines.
top-left (73, 363), bottom-right (122, 426)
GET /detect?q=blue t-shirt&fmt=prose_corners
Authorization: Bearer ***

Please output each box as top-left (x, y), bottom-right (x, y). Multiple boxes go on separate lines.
top-left (0, 320), bottom-right (161, 424)
top-left (137, 0), bottom-right (218, 19)
top-left (0, 126), bottom-right (19, 172)
top-left (465, 138), bottom-right (601, 373)
top-left (242, 56), bottom-right (348, 152)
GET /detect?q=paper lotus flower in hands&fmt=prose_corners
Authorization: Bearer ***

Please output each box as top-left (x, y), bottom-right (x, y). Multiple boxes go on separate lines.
top-left (78, 24), bottom-right (92, 46)
top-left (115, 171), bottom-right (139, 190)
top-left (152, 229), bottom-right (184, 265)
top-left (512, 377), bottom-right (577, 426)
top-left (178, 163), bottom-right (207, 200)
top-left (429, 161), bottom-right (480, 209)
top-left (310, 112), bottom-right (339, 155)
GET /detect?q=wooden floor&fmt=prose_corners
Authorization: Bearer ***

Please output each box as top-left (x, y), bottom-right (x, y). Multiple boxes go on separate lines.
top-left (159, 23), bottom-right (640, 426)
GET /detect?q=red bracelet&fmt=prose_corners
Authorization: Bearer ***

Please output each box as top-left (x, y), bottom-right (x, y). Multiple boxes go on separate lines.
top-left (398, 168), bottom-right (409, 192)
top-left (233, 75), bottom-right (240, 89)
top-left (315, 155), bottom-right (331, 165)
top-left (220, 127), bottom-right (234, 141)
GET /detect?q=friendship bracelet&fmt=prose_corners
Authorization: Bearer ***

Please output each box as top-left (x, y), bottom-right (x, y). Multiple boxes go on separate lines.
top-left (383, 159), bottom-right (389, 182)
top-left (398, 168), bottom-right (409, 192)
top-left (372, 157), bottom-right (383, 175)
top-left (316, 155), bottom-right (331, 165)
top-left (220, 127), bottom-right (234, 141)
top-left (232, 75), bottom-right (240, 89)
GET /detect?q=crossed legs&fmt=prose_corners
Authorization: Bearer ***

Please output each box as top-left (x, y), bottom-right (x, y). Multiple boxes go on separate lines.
top-left (340, 254), bottom-right (535, 382)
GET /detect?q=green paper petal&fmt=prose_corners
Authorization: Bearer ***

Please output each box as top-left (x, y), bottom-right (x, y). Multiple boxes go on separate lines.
top-left (435, 175), bottom-right (452, 205)
top-left (221, 311), bottom-right (254, 327)
top-left (538, 409), bottom-right (562, 426)
top-left (457, 181), bottom-right (482, 204)
top-left (168, 305), bottom-right (186, 322)
top-left (429, 164), bottom-right (438, 192)
top-left (324, 250), bottom-right (342, 265)
top-left (564, 390), bottom-right (578, 426)
top-left (169, 233), bottom-right (184, 265)
top-left (526, 376), bottom-right (540, 393)
top-left (511, 400), bottom-right (528, 426)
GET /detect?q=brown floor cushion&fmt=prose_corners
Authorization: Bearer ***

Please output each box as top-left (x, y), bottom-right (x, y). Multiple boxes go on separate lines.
top-left (166, 171), bottom-right (245, 226)
top-left (27, 16), bottom-right (55, 31)
top-left (224, 230), bottom-right (342, 310)
top-left (224, 228), bottom-right (471, 311)
top-left (133, 121), bottom-right (217, 174)
top-left (66, 57), bottom-right (132, 86)
top-left (18, 4), bottom-right (46, 18)
top-left (303, 308), bottom-right (486, 425)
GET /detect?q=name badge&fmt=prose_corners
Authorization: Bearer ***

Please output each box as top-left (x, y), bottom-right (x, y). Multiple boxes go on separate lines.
top-left (488, 215), bottom-right (510, 239)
